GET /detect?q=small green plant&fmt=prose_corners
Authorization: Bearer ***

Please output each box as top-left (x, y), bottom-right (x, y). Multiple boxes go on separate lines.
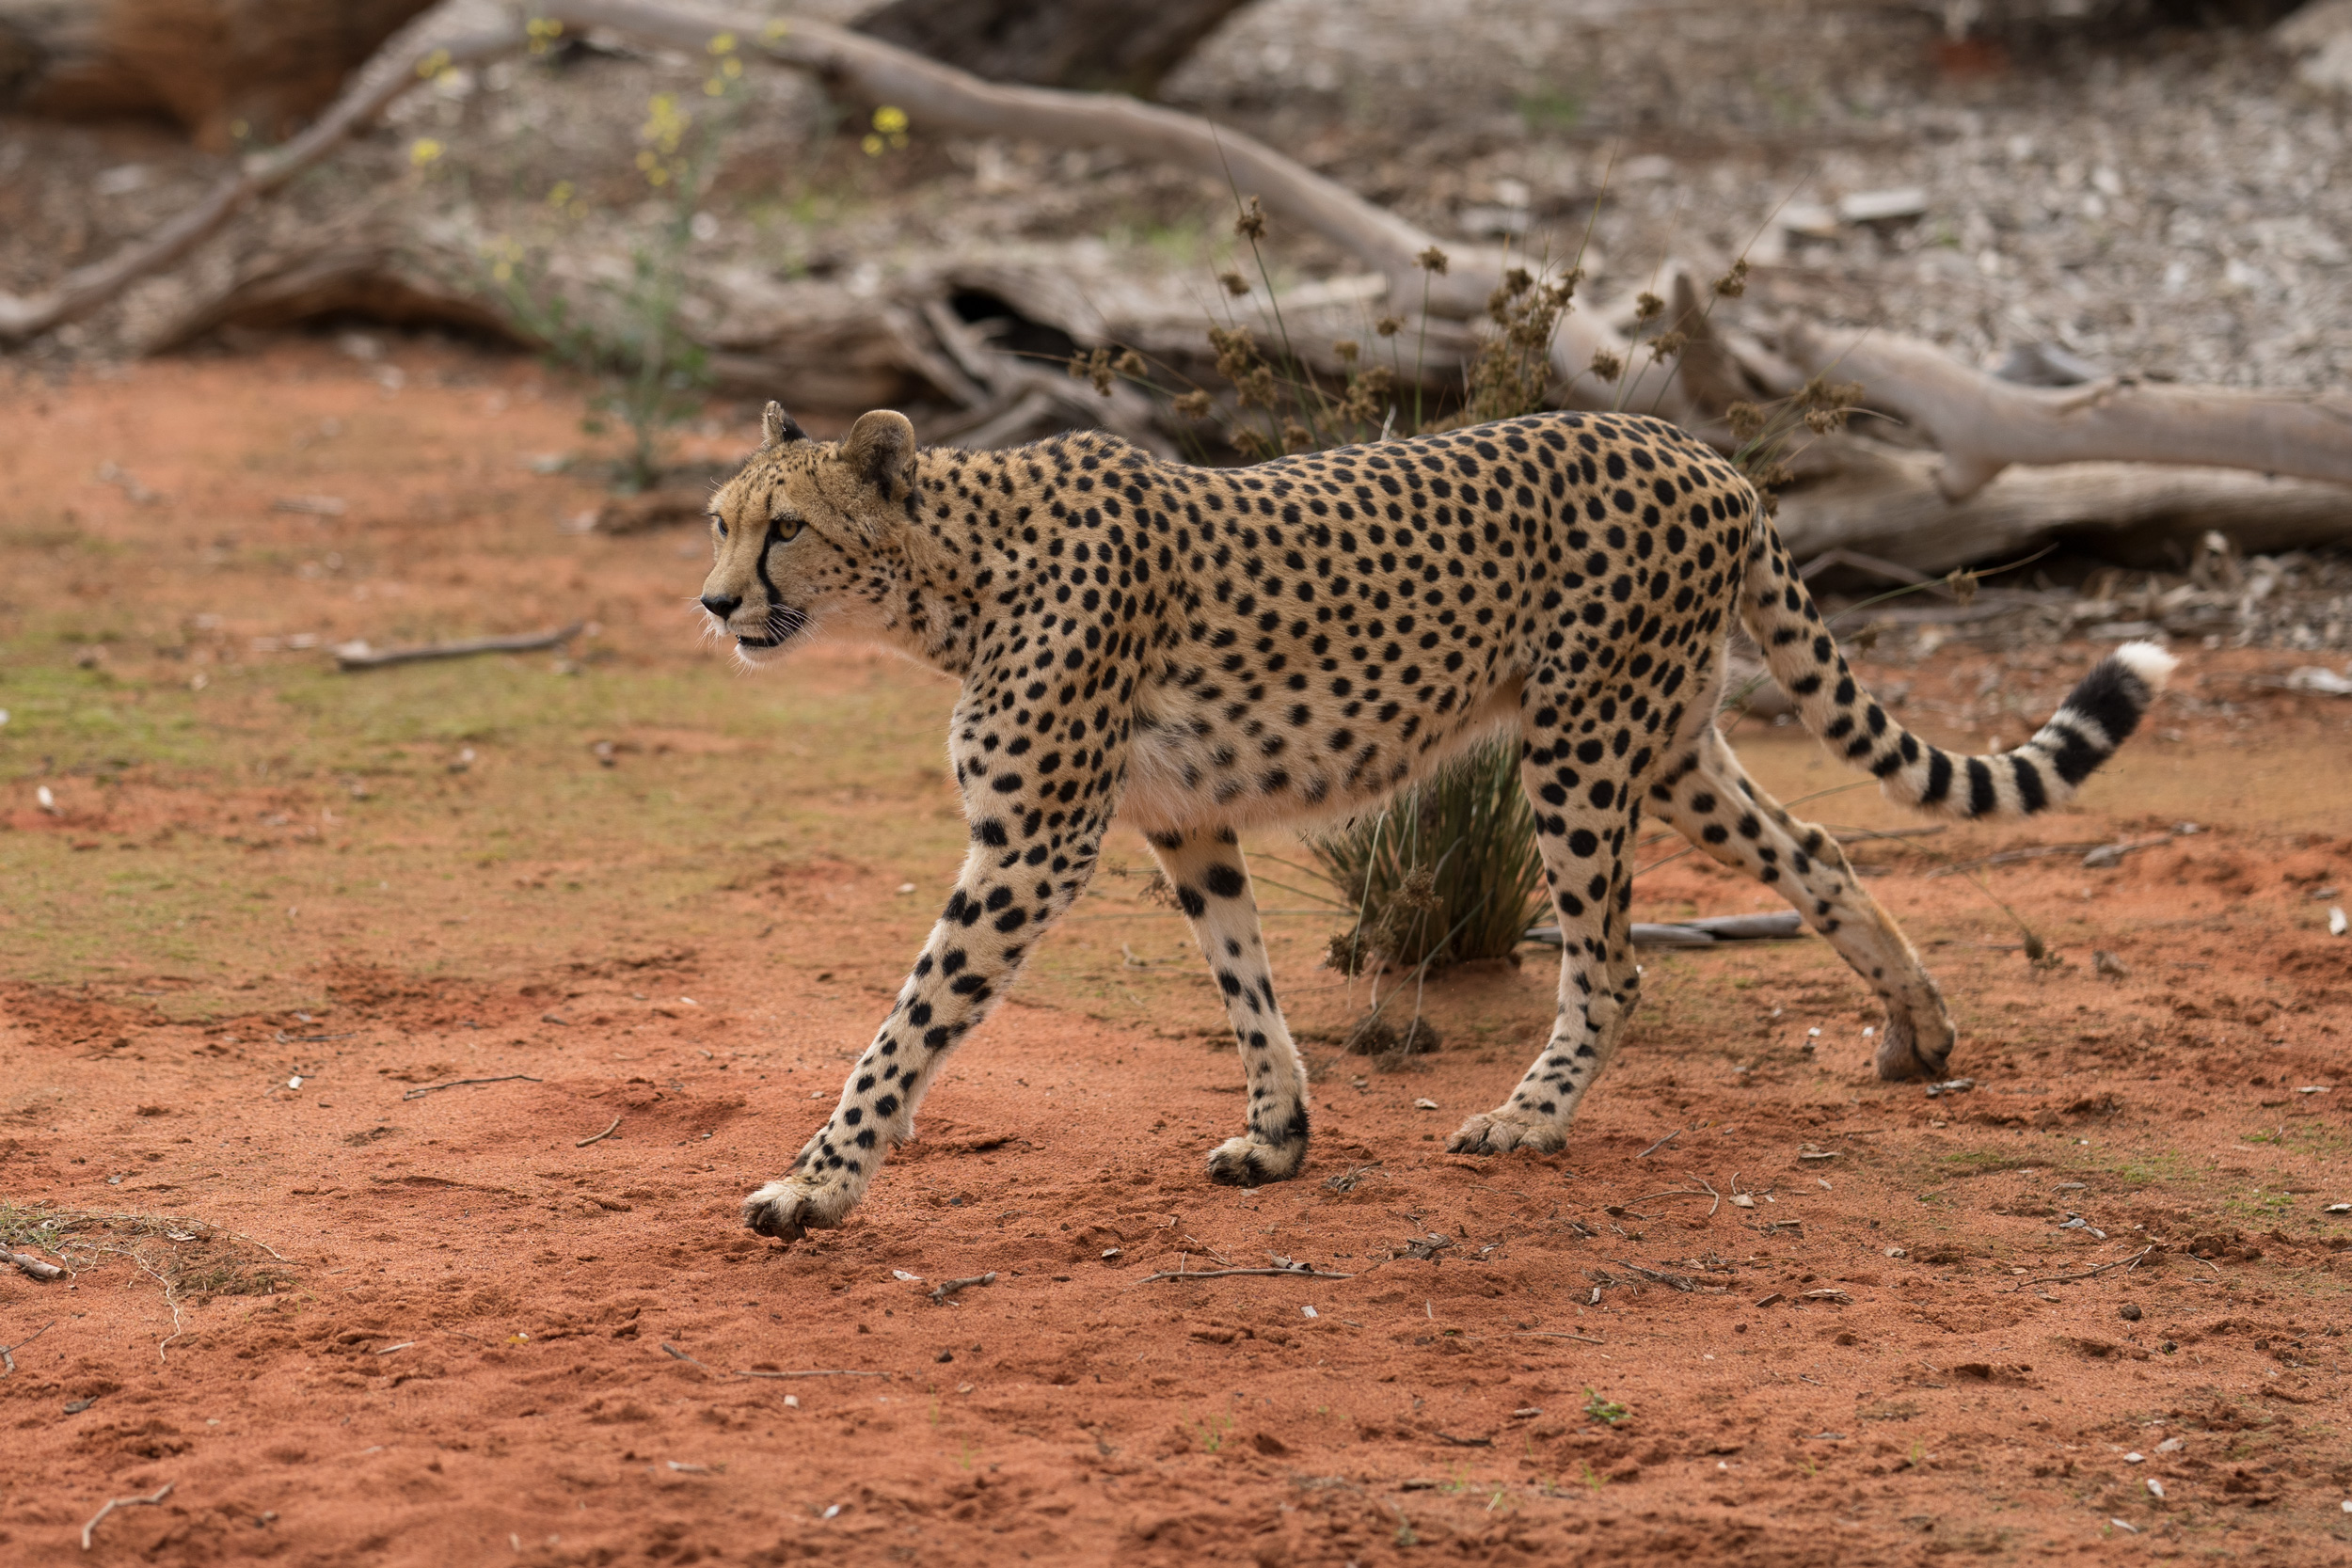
top-left (480, 32), bottom-right (805, 492)
top-left (1579, 1461), bottom-right (1606, 1493)
top-left (1197, 1414), bottom-right (1229, 1452)
top-left (1583, 1387), bottom-right (1630, 1426)
top-left (1516, 87), bottom-right (1583, 133)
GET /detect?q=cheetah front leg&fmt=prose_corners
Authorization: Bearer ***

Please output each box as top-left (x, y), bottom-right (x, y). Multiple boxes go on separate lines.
top-left (1147, 826), bottom-right (1311, 1186)
top-left (743, 734), bottom-right (1122, 1241)
top-left (1450, 706), bottom-right (1653, 1157)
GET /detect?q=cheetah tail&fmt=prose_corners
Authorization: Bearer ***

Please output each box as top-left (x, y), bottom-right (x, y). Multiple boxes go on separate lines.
top-left (1738, 513), bottom-right (2177, 820)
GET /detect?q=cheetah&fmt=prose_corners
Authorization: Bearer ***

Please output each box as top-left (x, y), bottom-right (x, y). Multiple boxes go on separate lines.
top-left (700, 402), bottom-right (2173, 1242)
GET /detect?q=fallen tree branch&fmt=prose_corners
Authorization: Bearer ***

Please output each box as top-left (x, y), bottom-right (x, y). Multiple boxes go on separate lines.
top-left (1771, 436), bottom-right (2352, 577)
top-left (1783, 321), bottom-right (2352, 501)
top-left (336, 624), bottom-right (581, 672)
top-left (0, 3), bottom-right (525, 341)
top-left (545, 0), bottom-right (1677, 420)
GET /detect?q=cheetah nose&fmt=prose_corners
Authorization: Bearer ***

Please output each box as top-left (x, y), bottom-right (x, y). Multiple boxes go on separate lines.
top-left (700, 592), bottom-right (742, 620)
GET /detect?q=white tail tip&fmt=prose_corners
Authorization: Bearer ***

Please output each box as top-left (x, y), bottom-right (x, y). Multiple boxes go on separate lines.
top-left (2113, 640), bottom-right (2178, 691)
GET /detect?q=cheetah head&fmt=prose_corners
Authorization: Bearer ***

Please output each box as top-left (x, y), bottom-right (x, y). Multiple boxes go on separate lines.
top-left (698, 403), bottom-right (917, 667)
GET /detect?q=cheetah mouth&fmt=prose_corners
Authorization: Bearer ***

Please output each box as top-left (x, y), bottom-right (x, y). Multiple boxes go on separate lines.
top-left (734, 606), bottom-right (809, 651)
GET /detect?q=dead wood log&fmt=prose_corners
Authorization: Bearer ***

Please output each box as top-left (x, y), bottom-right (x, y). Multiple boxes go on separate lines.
top-left (1770, 435), bottom-right (2352, 575)
top-left (0, 0), bottom-right (437, 147)
top-left (0, 0), bottom-right (523, 341)
top-left (1781, 320), bottom-right (2352, 502)
top-left (853, 0), bottom-right (1251, 98)
top-left (8, 0), bottom-right (1666, 417)
top-left (545, 0), bottom-right (1679, 421)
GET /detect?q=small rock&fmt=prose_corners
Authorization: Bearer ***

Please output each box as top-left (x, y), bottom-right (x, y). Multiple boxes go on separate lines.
top-left (1837, 187), bottom-right (1929, 225)
top-left (2119, 1303), bottom-right (2142, 1322)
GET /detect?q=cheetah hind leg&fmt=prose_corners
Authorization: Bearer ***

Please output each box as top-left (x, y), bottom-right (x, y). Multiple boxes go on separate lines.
top-left (1146, 827), bottom-right (1312, 1187)
top-left (1650, 725), bottom-right (1957, 1082)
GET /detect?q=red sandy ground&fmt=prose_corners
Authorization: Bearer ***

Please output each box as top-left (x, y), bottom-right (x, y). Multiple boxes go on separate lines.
top-left (2, 342), bottom-right (2350, 1566)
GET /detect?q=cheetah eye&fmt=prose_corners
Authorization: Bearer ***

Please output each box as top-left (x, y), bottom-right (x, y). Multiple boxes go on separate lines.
top-left (769, 514), bottom-right (804, 544)
top-left (707, 512), bottom-right (727, 539)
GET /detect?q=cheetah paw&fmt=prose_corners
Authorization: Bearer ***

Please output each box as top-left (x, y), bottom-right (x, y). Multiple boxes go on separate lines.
top-left (1872, 1010), bottom-right (1956, 1083)
top-left (1446, 1110), bottom-right (1566, 1156)
top-left (741, 1175), bottom-right (858, 1242)
top-left (1205, 1132), bottom-right (1306, 1188)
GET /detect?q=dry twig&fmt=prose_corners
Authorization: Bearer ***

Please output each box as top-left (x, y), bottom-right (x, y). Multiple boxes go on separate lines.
top-left (81, 1482), bottom-right (174, 1551)
top-left (1628, 1180), bottom-right (1722, 1217)
top-left (575, 1117), bottom-right (623, 1148)
top-left (133, 1254), bottom-right (184, 1361)
top-left (1638, 1129), bottom-right (1682, 1159)
top-left (336, 624), bottom-right (582, 672)
top-left (1136, 1265), bottom-right (1355, 1284)
top-left (1511, 1330), bottom-right (1607, 1345)
top-left (929, 1272), bottom-right (997, 1304)
top-left (7, 1248), bottom-right (64, 1282)
top-left (1606, 1259), bottom-right (1701, 1291)
top-left (2008, 1244), bottom-right (2156, 1294)
top-left (662, 1341), bottom-right (889, 1379)
top-left (401, 1074), bottom-right (543, 1101)
top-left (2, 1318), bottom-right (57, 1373)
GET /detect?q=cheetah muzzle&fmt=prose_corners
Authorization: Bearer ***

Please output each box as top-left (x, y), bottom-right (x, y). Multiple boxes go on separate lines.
top-left (699, 402), bottom-right (2173, 1241)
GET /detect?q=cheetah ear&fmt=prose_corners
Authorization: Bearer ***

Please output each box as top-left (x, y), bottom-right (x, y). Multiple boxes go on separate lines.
top-left (760, 401), bottom-right (807, 450)
top-left (841, 408), bottom-right (917, 502)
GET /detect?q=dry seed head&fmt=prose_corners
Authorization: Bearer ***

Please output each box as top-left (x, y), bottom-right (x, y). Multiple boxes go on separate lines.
top-left (1589, 348), bottom-right (1623, 381)
top-left (1946, 567), bottom-right (1979, 607)
top-left (1713, 258), bottom-right (1750, 298)
top-left (1234, 196), bottom-right (1268, 241)
top-left (1230, 425), bottom-right (1268, 458)
top-left (1219, 270), bottom-right (1251, 296)
top-left (1648, 329), bottom-right (1689, 362)
top-left (1172, 390), bottom-right (1214, 420)
top-left (1333, 338), bottom-right (1359, 363)
top-left (1416, 246), bottom-right (1451, 275)
top-left (1633, 291), bottom-right (1664, 324)
top-left (1795, 374), bottom-right (1865, 411)
top-left (1117, 349), bottom-right (1146, 378)
top-left (1234, 365), bottom-right (1278, 410)
top-left (1375, 313), bottom-right (1405, 338)
top-left (1725, 401), bottom-right (1769, 440)
top-left (1280, 419), bottom-right (1315, 452)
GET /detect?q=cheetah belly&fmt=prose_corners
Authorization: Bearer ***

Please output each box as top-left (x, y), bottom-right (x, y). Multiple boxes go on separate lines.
top-left (1121, 674), bottom-right (1523, 835)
